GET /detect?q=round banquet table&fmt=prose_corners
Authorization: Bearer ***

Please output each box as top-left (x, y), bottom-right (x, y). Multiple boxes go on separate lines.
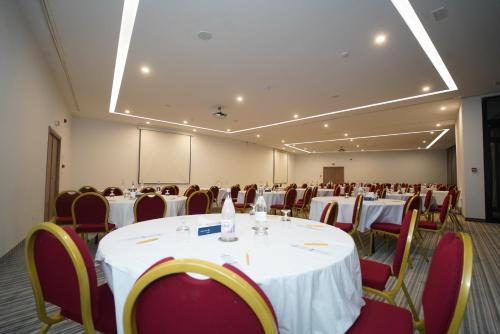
top-left (108, 195), bottom-right (186, 228)
top-left (385, 192), bottom-right (437, 209)
top-left (236, 190), bottom-right (285, 208)
top-left (95, 214), bottom-right (363, 334)
top-left (309, 196), bottom-right (406, 232)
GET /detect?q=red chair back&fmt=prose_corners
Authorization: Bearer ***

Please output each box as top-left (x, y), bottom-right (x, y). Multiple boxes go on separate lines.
top-left (72, 193), bottom-right (109, 227)
top-left (102, 187), bottom-right (124, 196)
top-left (55, 191), bottom-right (80, 221)
top-left (451, 189), bottom-right (460, 209)
top-left (173, 185), bottom-right (179, 195)
top-left (334, 186), bottom-right (341, 196)
top-left (421, 232), bottom-right (472, 333)
top-left (140, 187), bottom-right (156, 194)
top-left (244, 188), bottom-right (257, 205)
top-left (423, 190), bottom-right (433, 210)
top-left (79, 186), bottom-right (98, 193)
top-left (209, 186), bottom-right (219, 203)
top-left (283, 188), bottom-right (297, 209)
top-left (205, 190), bottom-right (214, 210)
top-left (230, 185), bottom-right (240, 200)
top-left (301, 183), bottom-right (308, 188)
top-left (320, 202), bottom-right (338, 226)
top-left (134, 194), bottom-right (167, 223)
top-left (186, 191), bottom-right (210, 215)
top-left (352, 195), bottom-right (363, 226)
top-left (311, 186), bottom-right (318, 198)
top-left (192, 184), bottom-right (200, 191)
top-left (161, 186), bottom-right (176, 195)
top-left (183, 186), bottom-right (196, 197)
top-left (302, 187), bottom-right (313, 206)
top-left (392, 210), bottom-right (416, 277)
top-left (126, 258), bottom-right (278, 334)
top-left (439, 195), bottom-right (452, 224)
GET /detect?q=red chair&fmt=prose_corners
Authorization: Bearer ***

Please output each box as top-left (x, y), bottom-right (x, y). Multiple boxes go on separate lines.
top-left (230, 185), bottom-right (241, 203)
top-left (270, 188), bottom-right (297, 216)
top-left (102, 187), bottom-right (124, 196)
top-left (347, 232), bottom-right (473, 334)
top-left (183, 186), bottom-right (196, 198)
top-left (422, 190), bottom-right (433, 218)
top-left (429, 189), bottom-right (455, 220)
top-left (319, 201), bottom-right (339, 226)
top-left (336, 195), bottom-right (365, 255)
top-left (334, 185), bottom-right (341, 196)
top-left (235, 188), bottom-right (256, 213)
top-left (204, 190), bottom-right (214, 212)
top-left (160, 185), bottom-right (176, 195)
top-left (418, 195), bottom-right (452, 236)
top-left (191, 184), bottom-right (200, 191)
top-left (173, 185), bottom-right (180, 195)
top-left (301, 183), bottom-right (308, 188)
top-left (25, 223), bottom-right (117, 333)
top-left (79, 186), bottom-right (98, 193)
top-left (134, 194), bottom-right (167, 223)
top-left (53, 190), bottom-right (80, 225)
top-left (311, 186), bottom-right (318, 198)
top-left (294, 187), bottom-right (313, 218)
top-left (140, 187), bottom-right (156, 194)
top-left (186, 191), bottom-right (210, 215)
top-left (72, 193), bottom-right (114, 239)
top-left (360, 210), bottom-right (419, 318)
top-left (123, 258), bottom-right (278, 334)
top-left (209, 186), bottom-right (220, 207)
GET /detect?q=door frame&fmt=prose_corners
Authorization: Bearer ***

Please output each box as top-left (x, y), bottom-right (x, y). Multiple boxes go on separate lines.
top-left (44, 127), bottom-right (61, 221)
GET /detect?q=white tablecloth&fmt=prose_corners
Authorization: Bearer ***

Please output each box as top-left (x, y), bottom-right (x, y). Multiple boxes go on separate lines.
top-left (108, 195), bottom-right (186, 228)
top-left (385, 192), bottom-right (437, 209)
top-left (430, 190), bottom-right (449, 205)
top-left (237, 190), bottom-right (285, 208)
top-left (95, 214), bottom-right (363, 334)
top-left (201, 188), bottom-right (228, 205)
top-left (309, 196), bottom-right (406, 232)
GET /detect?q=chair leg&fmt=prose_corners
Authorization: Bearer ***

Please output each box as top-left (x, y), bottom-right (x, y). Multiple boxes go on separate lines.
top-left (369, 231), bottom-right (374, 256)
top-left (401, 281), bottom-right (419, 321)
top-left (354, 231), bottom-right (365, 257)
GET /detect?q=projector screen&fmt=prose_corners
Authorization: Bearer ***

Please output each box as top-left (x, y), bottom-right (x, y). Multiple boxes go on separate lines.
top-left (139, 129), bottom-right (191, 184)
top-left (274, 149), bottom-right (288, 183)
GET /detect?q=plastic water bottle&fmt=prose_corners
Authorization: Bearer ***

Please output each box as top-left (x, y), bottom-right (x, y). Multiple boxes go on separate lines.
top-left (221, 189), bottom-right (236, 241)
top-left (254, 187), bottom-right (267, 229)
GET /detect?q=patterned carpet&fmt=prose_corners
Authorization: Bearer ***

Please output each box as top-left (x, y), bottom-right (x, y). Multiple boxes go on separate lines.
top-left (0, 215), bottom-right (498, 333)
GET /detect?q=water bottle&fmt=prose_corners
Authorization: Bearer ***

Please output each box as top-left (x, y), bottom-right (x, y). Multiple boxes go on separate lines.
top-left (254, 187), bottom-right (267, 228)
top-left (221, 189), bottom-right (236, 241)
top-left (130, 181), bottom-right (136, 199)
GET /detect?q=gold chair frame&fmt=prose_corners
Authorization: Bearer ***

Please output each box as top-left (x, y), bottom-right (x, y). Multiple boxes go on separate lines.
top-left (322, 201), bottom-right (339, 225)
top-left (50, 190), bottom-right (81, 223)
top-left (363, 209), bottom-right (419, 319)
top-left (271, 188), bottom-right (295, 215)
top-left (25, 222), bottom-right (96, 333)
top-left (133, 193), bottom-right (167, 223)
top-left (186, 190), bottom-right (210, 215)
top-left (235, 188), bottom-right (255, 213)
top-left (294, 187), bottom-right (313, 218)
top-left (123, 258), bottom-right (278, 334)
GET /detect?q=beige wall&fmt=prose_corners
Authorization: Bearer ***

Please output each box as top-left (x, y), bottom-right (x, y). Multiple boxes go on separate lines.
top-left (0, 1), bottom-right (72, 256)
top-left (291, 150), bottom-right (447, 185)
top-left (70, 117), bottom-right (281, 191)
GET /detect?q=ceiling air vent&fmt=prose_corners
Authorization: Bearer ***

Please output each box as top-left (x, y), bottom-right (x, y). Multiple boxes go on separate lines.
top-left (212, 106), bottom-right (228, 119)
top-left (338, 146), bottom-right (346, 152)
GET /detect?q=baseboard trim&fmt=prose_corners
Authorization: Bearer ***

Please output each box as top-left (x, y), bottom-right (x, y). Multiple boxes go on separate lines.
top-left (465, 217), bottom-right (487, 223)
top-left (0, 240), bottom-right (24, 264)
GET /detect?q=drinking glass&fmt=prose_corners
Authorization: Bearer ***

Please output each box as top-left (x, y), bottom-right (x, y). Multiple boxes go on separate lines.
top-left (249, 203), bottom-right (255, 215)
top-left (176, 218), bottom-right (190, 232)
top-left (281, 209), bottom-right (291, 221)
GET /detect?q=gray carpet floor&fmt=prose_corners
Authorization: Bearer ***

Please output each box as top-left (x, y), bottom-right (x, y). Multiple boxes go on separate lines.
top-left (0, 215), bottom-right (499, 333)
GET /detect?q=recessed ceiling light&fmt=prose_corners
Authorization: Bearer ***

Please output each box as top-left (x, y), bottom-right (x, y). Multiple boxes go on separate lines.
top-left (256, 134), bottom-right (260, 138)
top-left (140, 66), bottom-right (150, 74)
top-left (430, 131), bottom-right (435, 134)
top-left (197, 31), bottom-right (213, 41)
top-left (356, 144), bottom-right (360, 148)
top-left (422, 86), bottom-right (431, 92)
top-left (323, 123), bottom-right (329, 128)
top-left (124, 109), bottom-right (130, 114)
top-left (183, 120), bottom-right (188, 124)
top-left (293, 114), bottom-right (299, 119)
top-left (236, 96), bottom-right (244, 102)
top-left (440, 106), bottom-right (447, 111)
top-left (422, 140), bottom-right (427, 143)
top-left (361, 149), bottom-right (365, 152)
top-left (281, 139), bottom-right (285, 143)
top-left (146, 121), bottom-right (150, 125)
top-left (436, 123), bottom-right (441, 127)
top-left (350, 139), bottom-right (354, 142)
top-left (344, 133), bottom-right (348, 137)
top-left (374, 33), bottom-right (387, 45)
top-left (418, 146), bottom-right (422, 150)
top-left (193, 129), bottom-right (197, 132)
top-left (226, 129), bottom-right (231, 132)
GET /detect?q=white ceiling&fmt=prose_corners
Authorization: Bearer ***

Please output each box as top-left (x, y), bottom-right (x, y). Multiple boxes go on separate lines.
top-left (17, 0), bottom-right (500, 153)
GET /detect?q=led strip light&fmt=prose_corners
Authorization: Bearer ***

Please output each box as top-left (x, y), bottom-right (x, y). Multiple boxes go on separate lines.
top-left (108, 0), bottom-right (457, 145)
top-left (284, 128), bottom-right (449, 153)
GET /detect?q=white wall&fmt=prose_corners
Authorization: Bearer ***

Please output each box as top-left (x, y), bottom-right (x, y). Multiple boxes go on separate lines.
top-left (0, 1), bottom-right (72, 256)
top-left (70, 117), bottom-right (281, 190)
top-left (455, 96), bottom-right (489, 220)
top-left (291, 150), bottom-right (447, 185)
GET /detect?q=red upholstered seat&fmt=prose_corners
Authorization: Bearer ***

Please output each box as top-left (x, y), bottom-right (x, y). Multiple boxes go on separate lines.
top-left (347, 298), bottom-right (413, 333)
top-left (418, 220), bottom-right (439, 230)
top-left (235, 188), bottom-right (256, 210)
top-left (127, 258), bottom-right (278, 334)
top-left (54, 190), bottom-right (80, 225)
top-left (359, 259), bottom-right (392, 290)
top-left (72, 192), bottom-right (113, 234)
top-left (134, 194), bottom-right (166, 223)
top-left (27, 224), bottom-right (117, 333)
top-left (335, 222), bottom-right (353, 232)
top-left (370, 222), bottom-right (401, 234)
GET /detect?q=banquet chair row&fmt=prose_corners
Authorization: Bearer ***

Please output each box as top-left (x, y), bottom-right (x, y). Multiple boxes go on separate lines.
top-left (26, 223), bottom-right (279, 334)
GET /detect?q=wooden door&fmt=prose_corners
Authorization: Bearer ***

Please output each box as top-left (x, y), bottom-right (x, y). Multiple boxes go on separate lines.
top-left (44, 128), bottom-right (61, 221)
top-left (323, 167), bottom-right (344, 184)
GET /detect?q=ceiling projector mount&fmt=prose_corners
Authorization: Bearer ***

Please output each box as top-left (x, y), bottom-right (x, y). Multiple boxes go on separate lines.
top-left (212, 106), bottom-right (228, 119)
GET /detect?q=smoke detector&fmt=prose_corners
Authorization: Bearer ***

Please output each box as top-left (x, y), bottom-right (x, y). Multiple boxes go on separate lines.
top-left (212, 106), bottom-right (228, 119)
